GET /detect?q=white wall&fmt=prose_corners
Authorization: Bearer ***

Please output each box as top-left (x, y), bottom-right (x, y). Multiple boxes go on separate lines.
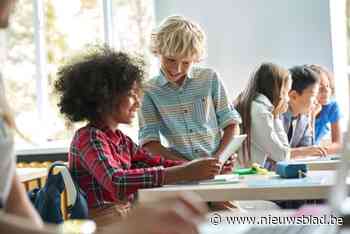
top-left (155, 0), bottom-right (335, 100)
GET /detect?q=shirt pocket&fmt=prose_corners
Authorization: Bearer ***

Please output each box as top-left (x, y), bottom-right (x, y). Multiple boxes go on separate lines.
top-left (193, 95), bottom-right (216, 125)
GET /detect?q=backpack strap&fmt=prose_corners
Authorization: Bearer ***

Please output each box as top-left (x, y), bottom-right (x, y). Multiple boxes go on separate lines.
top-left (48, 162), bottom-right (77, 207)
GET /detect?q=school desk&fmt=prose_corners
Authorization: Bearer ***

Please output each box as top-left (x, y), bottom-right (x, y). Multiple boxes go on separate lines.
top-left (138, 170), bottom-right (337, 203)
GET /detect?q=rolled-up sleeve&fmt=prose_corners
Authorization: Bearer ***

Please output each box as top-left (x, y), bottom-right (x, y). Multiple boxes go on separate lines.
top-left (138, 91), bottom-right (161, 146)
top-left (211, 71), bottom-right (241, 129)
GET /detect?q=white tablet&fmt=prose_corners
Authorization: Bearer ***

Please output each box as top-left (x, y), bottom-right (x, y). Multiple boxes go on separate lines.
top-left (219, 134), bottom-right (247, 165)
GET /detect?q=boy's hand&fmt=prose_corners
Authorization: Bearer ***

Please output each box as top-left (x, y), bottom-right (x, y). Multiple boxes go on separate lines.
top-left (303, 146), bottom-right (328, 157)
top-left (220, 154), bottom-right (237, 174)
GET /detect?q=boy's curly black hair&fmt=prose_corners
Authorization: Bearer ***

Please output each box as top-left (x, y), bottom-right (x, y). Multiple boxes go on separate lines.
top-left (54, 46), bottom-right (145, 123)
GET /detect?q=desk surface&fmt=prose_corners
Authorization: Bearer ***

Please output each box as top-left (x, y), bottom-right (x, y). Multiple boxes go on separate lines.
top-left (17, 168), bottom-right (47, 182)
top-left (293, 156), bottom-right (339, 171)
top-left (138, 170), bottom-right (336, 203)
top-left (305, 159), bottom-right (339, 171)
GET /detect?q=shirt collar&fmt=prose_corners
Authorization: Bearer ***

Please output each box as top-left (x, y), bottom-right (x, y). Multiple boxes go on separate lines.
top-left (284, 108), bottom-right (299, 121)
top-left (157, 69), bottom-right (193, 87)
top-left (89, 122), bottom-right (121, 144)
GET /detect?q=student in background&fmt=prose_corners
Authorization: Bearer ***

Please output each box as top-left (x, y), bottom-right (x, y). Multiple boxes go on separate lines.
top-left (281, 65), bottom-right (327, 157)
top-left (0, 0), bottom-right (43, 228)
top-left (54, 47), bottom-right (219, 226)
top-left (308, 64), bottom-right (342, 154)
top-left (235, 63), bottom-right (292, 168)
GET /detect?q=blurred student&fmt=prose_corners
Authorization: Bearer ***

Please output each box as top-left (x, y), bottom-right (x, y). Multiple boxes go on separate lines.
top-left (235, 63), bottom-right (292, 168)
top-left (0, 0), bottom-right (43, 228)
top-left (281, 65), bottom-right (327, 157)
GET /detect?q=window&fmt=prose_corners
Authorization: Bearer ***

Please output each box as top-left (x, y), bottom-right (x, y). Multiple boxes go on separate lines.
top-left (2, 0), bottom-right (37, 145)
top-left (2, 0), bottom-right (155, 150)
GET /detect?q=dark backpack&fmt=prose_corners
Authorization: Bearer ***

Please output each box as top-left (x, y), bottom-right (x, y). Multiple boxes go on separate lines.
top-left (28, 162), bottom-right (88, 224)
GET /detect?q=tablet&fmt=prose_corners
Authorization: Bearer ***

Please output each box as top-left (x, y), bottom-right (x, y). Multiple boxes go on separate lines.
top-left (219, 134), bottom-right (247, 165)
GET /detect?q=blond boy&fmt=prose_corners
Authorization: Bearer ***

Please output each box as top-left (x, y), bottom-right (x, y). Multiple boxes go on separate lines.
top-left (138, 15), bottom-right (241, 165)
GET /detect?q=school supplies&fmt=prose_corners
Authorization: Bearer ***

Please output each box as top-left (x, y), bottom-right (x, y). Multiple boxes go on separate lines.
top-left (276, 161), bottom-right (308, 178)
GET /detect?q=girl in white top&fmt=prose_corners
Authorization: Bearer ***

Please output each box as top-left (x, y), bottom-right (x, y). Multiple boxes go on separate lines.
top-left (235, 63), bottom-right (292, 168)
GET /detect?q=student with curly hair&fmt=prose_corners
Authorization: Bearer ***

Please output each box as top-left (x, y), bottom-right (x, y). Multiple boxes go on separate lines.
top-left (54, 46), bottom-right (220, 226)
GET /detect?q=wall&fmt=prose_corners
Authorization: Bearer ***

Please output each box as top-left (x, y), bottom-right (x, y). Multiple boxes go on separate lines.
top-left (154, 0), bottom-right (334, 100)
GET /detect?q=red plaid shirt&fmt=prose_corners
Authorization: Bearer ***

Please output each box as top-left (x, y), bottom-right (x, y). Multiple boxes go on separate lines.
top-left (69, 124), bottom-right (183, 208)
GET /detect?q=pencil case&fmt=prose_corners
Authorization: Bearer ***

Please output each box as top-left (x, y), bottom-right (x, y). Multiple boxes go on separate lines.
top-left (276, 161), bottom-right (308, 178)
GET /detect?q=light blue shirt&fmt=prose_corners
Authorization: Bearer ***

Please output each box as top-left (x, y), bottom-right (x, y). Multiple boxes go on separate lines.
top-left (138, 67), bottom-right (241, 160)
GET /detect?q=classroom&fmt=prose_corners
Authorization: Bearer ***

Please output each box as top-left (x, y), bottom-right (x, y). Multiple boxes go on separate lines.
top-left (1, 0), bottom-right (350, 233)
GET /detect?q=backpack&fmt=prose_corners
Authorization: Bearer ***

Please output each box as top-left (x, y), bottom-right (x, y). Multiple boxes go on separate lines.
top-left (28, 161), bottom-right (89, 224)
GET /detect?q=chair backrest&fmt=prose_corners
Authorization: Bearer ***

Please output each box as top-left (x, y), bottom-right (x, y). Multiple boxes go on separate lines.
top-left (30, 161), bottom-right (88, 224)
top-left (49, 162), bottom-right (77, 207)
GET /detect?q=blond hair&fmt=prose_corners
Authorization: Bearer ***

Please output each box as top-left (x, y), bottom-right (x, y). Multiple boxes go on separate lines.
top-left (150, 15), bottom-right (206, 61)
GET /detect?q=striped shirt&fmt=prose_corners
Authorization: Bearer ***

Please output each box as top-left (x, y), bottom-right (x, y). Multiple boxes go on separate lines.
top-left (138, 67), bottom-right (241, 160)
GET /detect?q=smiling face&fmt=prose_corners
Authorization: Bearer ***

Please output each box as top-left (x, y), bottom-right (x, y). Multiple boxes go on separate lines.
top-left (289, 83), bottom-right (319, 115)
top-left (160, 55), bottom-right (195, 86)
top-left (317, 73), bottom-right (331, 105)
top-left (105, 82), bottom-right (141, 128)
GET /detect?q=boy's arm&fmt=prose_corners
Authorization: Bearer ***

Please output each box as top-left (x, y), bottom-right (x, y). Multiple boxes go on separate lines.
top-left (138, 90), bottom-right (189, 161)
top-left (210, 70), bottom-right (241, 159)
top-left (212, 123), bottom-right (239, 159)
top-left (143, 141), bottom-right (189, 161)
top-left (210, 70), bottom-right (241, 130)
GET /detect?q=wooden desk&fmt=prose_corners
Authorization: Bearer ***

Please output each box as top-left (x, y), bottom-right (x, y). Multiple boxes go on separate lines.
top-left (138, 171), bottom-right (336, 203)
top-left (17, 168), bottom-right (47, 190)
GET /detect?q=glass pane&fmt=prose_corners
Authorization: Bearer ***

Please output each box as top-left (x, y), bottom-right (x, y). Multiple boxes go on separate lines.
top-left (112, 0), bottom-right (155, 142)
top-left (1, 0), bottom-right (37, 145)
top-left (112, 0), bottom-right (154, 54)
top-left (44, 0), bottom-right (104, 143)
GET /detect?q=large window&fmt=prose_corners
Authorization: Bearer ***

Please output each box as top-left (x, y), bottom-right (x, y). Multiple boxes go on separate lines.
top-left (2, 0), bottom-right (155, 150)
